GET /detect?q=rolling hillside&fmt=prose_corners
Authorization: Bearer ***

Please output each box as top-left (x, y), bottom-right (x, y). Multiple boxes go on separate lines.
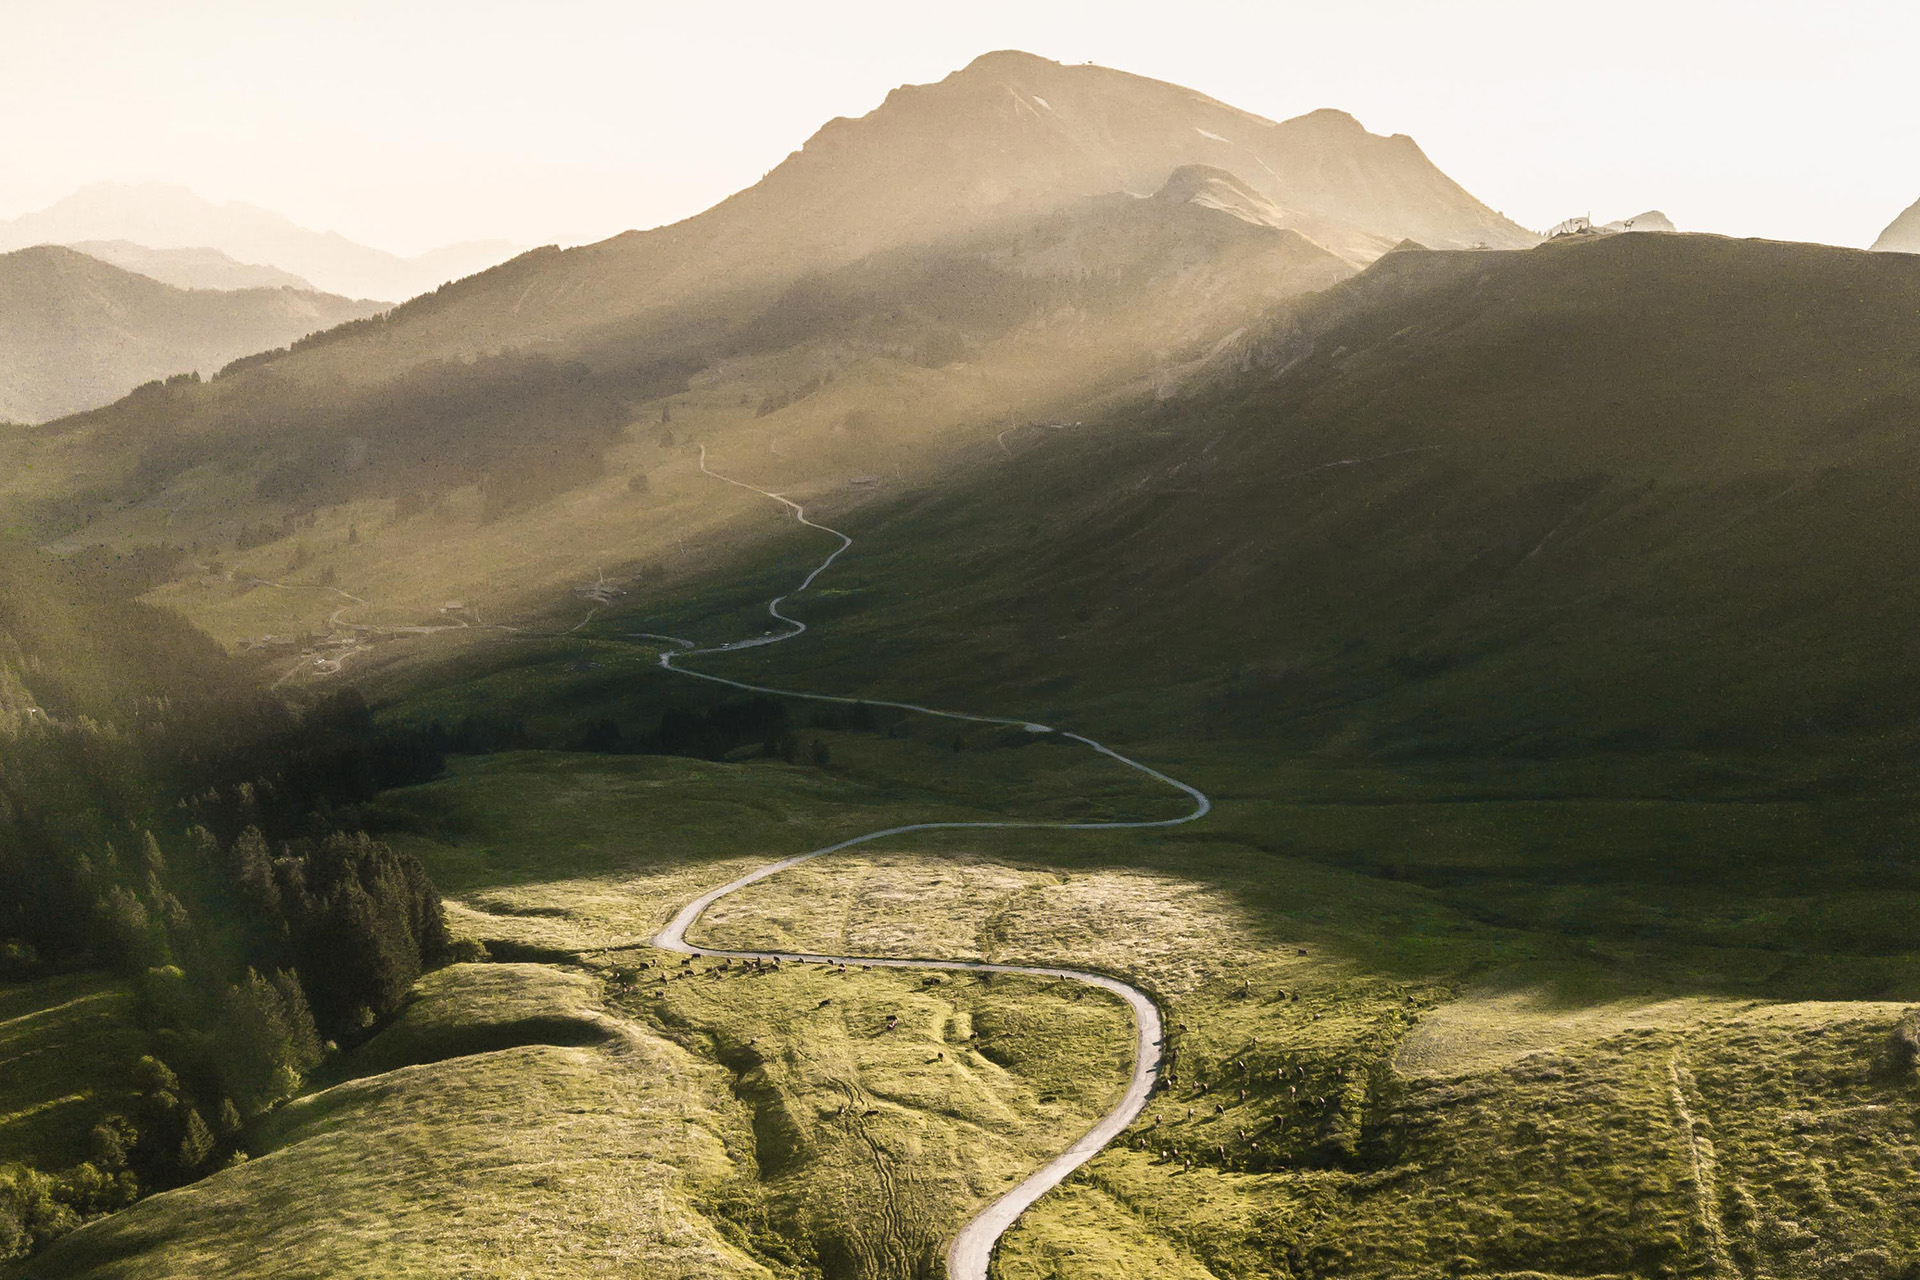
top-left (0, 246), bottom-right (384, 423)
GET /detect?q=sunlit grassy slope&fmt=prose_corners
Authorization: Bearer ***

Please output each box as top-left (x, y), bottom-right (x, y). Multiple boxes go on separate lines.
top-left (24, 954), bottom-right (1132, 1280)
top-left (0, 974), bottom-right (144, 1170)
top-left (13, 163), bottom-right (1355, 663)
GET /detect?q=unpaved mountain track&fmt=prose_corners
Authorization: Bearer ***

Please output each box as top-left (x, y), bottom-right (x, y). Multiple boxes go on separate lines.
top-left (649, 446), bottom-right (1210, 1279)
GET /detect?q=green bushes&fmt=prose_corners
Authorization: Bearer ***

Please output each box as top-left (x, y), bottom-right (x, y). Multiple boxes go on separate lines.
top-left (0, 1144), bottom-right (140, 1262)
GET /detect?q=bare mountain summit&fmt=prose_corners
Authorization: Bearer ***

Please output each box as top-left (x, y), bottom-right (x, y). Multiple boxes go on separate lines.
top-left (261, 50), bottom-right (1531, 373)
top-left (1872, 197), bottom-right (1920, 253)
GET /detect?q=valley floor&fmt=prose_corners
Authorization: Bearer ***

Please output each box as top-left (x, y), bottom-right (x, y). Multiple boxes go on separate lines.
top-left (23, 425), bottom-right (1920, 1278)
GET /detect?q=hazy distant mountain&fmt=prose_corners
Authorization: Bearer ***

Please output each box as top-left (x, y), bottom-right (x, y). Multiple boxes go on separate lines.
top-left (1872, 198), bottom-right (1920, 253)
top-left (1600, 210), bottom-right (1676, 233)
top-left (0, 245), bottom-right (383, 423)
top-left (66, 240), bottom-right (315, 291)
top-left (0, 184), bottom-right (524, 300)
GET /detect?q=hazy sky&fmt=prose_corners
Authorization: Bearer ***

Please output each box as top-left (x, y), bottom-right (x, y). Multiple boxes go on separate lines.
top-left (4, 0), bottom-right (1913, 254)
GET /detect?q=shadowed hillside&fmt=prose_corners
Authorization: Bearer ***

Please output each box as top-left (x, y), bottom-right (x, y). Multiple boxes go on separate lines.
top-left (766, 233), bottom-right (1920, 759)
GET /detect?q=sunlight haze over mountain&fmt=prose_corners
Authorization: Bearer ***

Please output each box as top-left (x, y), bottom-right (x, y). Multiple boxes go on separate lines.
top-left (3, 0), bottom-right (1912, 254)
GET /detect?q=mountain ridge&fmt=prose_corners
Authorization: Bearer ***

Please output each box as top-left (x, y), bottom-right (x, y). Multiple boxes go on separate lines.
top-left (0, 183), bottom-right (523, 300)
top-left (64, 240), bottom-right (316, 291)
top-left (265, 50), bottom-right (1530, 376)
top-left (0, 245), bottom-right (384, 423)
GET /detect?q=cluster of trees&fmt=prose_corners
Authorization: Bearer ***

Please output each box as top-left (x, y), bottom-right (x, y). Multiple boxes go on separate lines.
top-left (0, 545), bottom-right (450, 1260)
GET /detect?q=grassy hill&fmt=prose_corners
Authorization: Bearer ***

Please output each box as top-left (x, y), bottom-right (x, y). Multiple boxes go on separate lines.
top-left (0, 247), bottom-right (382, 423)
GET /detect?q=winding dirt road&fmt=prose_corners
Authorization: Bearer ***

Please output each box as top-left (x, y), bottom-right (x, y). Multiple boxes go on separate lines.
top-left (647, 447), bottom-right (1210, 1278)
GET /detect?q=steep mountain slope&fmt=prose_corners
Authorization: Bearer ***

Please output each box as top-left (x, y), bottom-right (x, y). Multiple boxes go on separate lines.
top-left (0, 246), bottom-right (383, 422)
top-left (1873, 196), bottom-right (1920, 252)
top-left (756, 232), bottom-right (1920, 767)
top-left (13, 165), bottom-right (1354, 658)
top-left (10, 50), bottom-right (1522, 564)
top-left (65, 240), bottom-right (315, 291)
top-left (343, 51), bottom-right (1527, 362)
top-left (27, 51), bottom-right (1524, 409)
top-left (0, 184), bottom-right (521, 300)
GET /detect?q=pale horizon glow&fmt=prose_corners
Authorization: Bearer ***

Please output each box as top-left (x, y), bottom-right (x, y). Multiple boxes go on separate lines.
top-left (3, 0), bottom-right (1913, 256)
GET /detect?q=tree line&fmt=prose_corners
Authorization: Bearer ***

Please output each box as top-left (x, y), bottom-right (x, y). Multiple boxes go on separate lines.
top-left (0, 545), bottom-right (449, 1260)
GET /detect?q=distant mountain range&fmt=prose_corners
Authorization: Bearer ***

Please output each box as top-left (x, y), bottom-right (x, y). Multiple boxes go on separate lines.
top-left (0, 245), bottom-right (383, 423)
top-left (1873, 197), bottom-right (1920, 253)
top-left (0, 183), bottom-right (523, 300)
top-left (64, 240), bottom-right (315, 291)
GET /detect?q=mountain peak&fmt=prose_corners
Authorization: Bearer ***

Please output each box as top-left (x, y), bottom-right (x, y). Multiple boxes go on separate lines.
top-left (1151, 165), bottom-right (1290, 230)
top-left (1289, 107), bottom-right (1366, 129)
top-left (958, 49), bottom-right (1061, 75)
top-left (1872, 197), bottom-right (1920, 253)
